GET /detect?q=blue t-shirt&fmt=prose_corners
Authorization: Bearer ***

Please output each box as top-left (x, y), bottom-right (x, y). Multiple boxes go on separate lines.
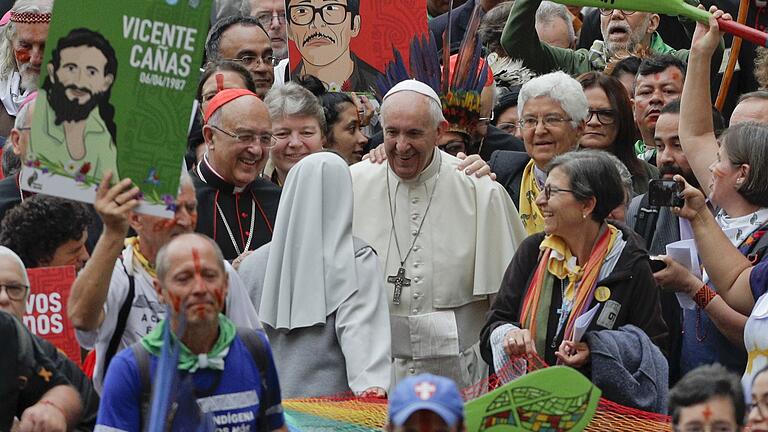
top-left (96, 333), bottom-right (285, 431)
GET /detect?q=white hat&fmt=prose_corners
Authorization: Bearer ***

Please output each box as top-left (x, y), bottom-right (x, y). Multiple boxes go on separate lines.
top-left (383, 79), bottom-right (442, 107)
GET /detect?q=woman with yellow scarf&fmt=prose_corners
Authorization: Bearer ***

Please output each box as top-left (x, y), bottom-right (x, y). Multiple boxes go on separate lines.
top-left (481, 151), bottom-right (668, 371)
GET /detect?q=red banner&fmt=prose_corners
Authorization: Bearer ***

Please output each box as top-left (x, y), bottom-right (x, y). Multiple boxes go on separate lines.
top-left (286, 0), bottom-right (428, 92)
top-left (23, 266), bottom-right (81, 366)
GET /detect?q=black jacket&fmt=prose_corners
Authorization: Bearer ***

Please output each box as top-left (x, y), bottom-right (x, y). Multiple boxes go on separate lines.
top-left (489, 150), bottom-right (530, 208)
top-left (429, 0), bottom-right (477, 55)
top-left (480, 223), bottom-right (668, 367)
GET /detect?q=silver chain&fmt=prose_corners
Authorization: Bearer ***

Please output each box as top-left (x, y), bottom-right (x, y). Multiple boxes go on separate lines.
top-left (385, 160), bottom-right (441, 267)
top-left (215, 199), bottom-right (256, 256)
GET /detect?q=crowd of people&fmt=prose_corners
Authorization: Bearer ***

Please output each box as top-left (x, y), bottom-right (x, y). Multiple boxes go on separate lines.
top-left (1, 0), bottom-right (768, 430)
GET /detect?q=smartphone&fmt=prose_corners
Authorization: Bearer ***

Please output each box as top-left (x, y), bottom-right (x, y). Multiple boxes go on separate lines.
top-left (648, 257), bottom-right (667, 273)
top-left (648, 179), bottom-right (684, 207)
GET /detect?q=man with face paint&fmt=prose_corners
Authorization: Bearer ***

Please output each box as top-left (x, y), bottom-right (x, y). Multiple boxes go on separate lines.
top-left (500, 0), bottom-right (690, 76)
top-left (669, 364), bottom-right (746, 432)
top-left (286, 0), bottom-right (381, 92)
top-left (33, 28), bottom-right (120, 180)
top-left (0, 0), bottom-right (52, 138)
top-left (68, 172), bottom-right (261, 393)
top-left (97, 233), bottom-right (287, 431)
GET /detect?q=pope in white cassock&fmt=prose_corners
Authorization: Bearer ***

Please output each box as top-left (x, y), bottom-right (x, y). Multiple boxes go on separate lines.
top-left (351, 80), bottom-right (527, 389)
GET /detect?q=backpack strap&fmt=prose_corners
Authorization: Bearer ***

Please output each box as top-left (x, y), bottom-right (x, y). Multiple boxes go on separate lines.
top-left (130, 342), bottom-right (153, 429)
top-left (633, 193), bottom-right (660, 250)
top-left (739, 222), bottom-right (768, 264)
top-left (237, 327), bottom-right (271, 432)
top-left (104, 260), bottom-right (136, 377)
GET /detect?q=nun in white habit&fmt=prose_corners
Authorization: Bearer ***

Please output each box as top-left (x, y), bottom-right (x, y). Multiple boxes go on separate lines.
top-left (238, 152), bottom-right (392, 398)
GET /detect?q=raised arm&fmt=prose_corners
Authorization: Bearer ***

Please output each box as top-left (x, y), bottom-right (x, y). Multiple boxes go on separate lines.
top-left (500, 0), bottom-right (586, 76)
top-left (68, 172), bottom-right (139, 331)
top-left (679, 7), bottom-right (732, 196)
top-left (673, 175), bottom-right (755, 314)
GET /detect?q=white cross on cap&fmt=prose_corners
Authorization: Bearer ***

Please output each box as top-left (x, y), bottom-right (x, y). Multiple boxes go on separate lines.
top-left (414, 381), bottom-right (437, 400)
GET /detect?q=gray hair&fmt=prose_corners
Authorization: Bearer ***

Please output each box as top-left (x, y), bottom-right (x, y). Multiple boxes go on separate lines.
top-left (518, 71), bottom-right (588, 126)
top-left (264, 82), bottom-right (326, 133)
top-left (546, 150), bottom-right (625, 222)
top-left (2, 141), bottom-right (20, 176)
top-left (205, 14), bottom-right (264, 62)
top-left (0, 0), bottom-right (54, 78)
top-left (478, 1), bottom-right (514, 55)
top-left (596, 150), bottom-right (633, 203)
top-left (155, 233), bottom-right (226, 284)
top-left (380, 91), bottom-right (446, 130)
top-left (535, 1), bottom-right (575, 47)
top-left (720, 121), bottom-right (768, 207)
top-left (0, 246), bottom-right (30, 288)
top-left (239, 0), bottom-right (254, 15)
top-left (13, 98), bottom-right (34, 130)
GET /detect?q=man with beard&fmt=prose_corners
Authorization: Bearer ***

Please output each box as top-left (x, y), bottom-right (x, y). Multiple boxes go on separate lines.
top-left (34, 28), bottom-right (119, 180)
top-left (286, 0), bottom-right (381, 92)
top-left (205, 15), bottom-right (276, 99)
top-left (626, 99), bottom-right (725, 386)
top-left (632, 55), bottom-right (686, 165)
top-left (0, 0), bottom-right (51, 138)
top-left (241, 0), bottom-right (288, 61)
top-left (501, 0), bottom-right (689, 76)
top-left (67, 172), bottom-right (261, 392)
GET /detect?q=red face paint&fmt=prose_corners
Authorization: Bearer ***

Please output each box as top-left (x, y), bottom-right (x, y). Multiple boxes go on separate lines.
top-left (215, 73), bottom-right (224, 92)
top-left (14, 48), bottom-right (31, 64)
top-left (167, 291), bottom-right (182, 313)
top-left (702, 404), bottom-right (713, 421)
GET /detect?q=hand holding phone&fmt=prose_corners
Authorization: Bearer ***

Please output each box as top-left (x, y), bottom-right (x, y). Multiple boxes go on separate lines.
top-left (648, 179), bottom-right (685, 207)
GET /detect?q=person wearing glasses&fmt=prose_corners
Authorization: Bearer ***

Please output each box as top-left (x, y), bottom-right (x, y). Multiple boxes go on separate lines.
top-left (0, 246), bottom-right (98, 430)
top-left (480, 151), bottom-right (668, 409)
top-left (241, 0), bottom-right (289, 61)
top-left (489, 71), bottom-right (586, 233)
top-left (500, 0), bottom-right (689, 77)
top-left (577, 71), bottom-right (657, 196)
top-left (205, 15), bottom-right (276, 99)
top-left (285, 0), bottom-right (381, 92)
top-left (192, 88), bottom-right (281, 261)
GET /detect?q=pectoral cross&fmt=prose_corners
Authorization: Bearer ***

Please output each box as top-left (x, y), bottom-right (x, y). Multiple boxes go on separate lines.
top-left (387, 267), bottom-right (411, 305)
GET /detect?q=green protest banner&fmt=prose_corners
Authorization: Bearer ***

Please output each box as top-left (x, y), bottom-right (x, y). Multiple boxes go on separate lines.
top-left (464, 366), bottom-right (601, 431)
top-left (551, 0), bottom-right (767, 47)
top-left (20, 0), bottom-right (211, 217)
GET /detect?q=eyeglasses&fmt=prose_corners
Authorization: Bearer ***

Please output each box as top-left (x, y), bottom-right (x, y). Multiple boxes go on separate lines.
top-left (209, 125), bottom-right (276, 148)
top-left (0, 283), bottom-right (28, 301)
top-left (438, 139), bottom-right (467, 156)
top-left (543, 184), bottom-right (575, 200)
top-left (255, 12), bottom-right (286, 27)
top-left (519, 115), bottom-right (571, 130)
top-left (222, 55), bottom-right (277, 68)
top-left (586, 109), bottom-right (617, 125)
top-left (750, 397), bottom-right (768, 421)
top-left (496, 122), bottom-right (518, 134)
top-left (288, 3), bottom-right (349, 26)
top-left (599, 8), bottom-right (637, 16)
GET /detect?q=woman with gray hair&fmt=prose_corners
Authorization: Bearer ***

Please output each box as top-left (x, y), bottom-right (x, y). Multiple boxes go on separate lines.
top-left (481, 150), bottom-right (668, 410)
top-left (490, 71), bottom-right (587, 235)
top-left (264, 81), bottom-right (326, 185)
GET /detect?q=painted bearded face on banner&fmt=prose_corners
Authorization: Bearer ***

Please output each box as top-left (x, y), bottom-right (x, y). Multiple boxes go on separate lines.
top-left (43, 29), bottom-right (117, 125)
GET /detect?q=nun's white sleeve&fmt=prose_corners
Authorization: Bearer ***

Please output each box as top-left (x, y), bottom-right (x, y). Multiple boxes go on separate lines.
top-left (334, 246), bottom-right (393, 393)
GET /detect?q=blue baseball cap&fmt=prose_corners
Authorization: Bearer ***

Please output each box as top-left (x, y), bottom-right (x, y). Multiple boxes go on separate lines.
top-left (388, 374), bottom-right (464, 427)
